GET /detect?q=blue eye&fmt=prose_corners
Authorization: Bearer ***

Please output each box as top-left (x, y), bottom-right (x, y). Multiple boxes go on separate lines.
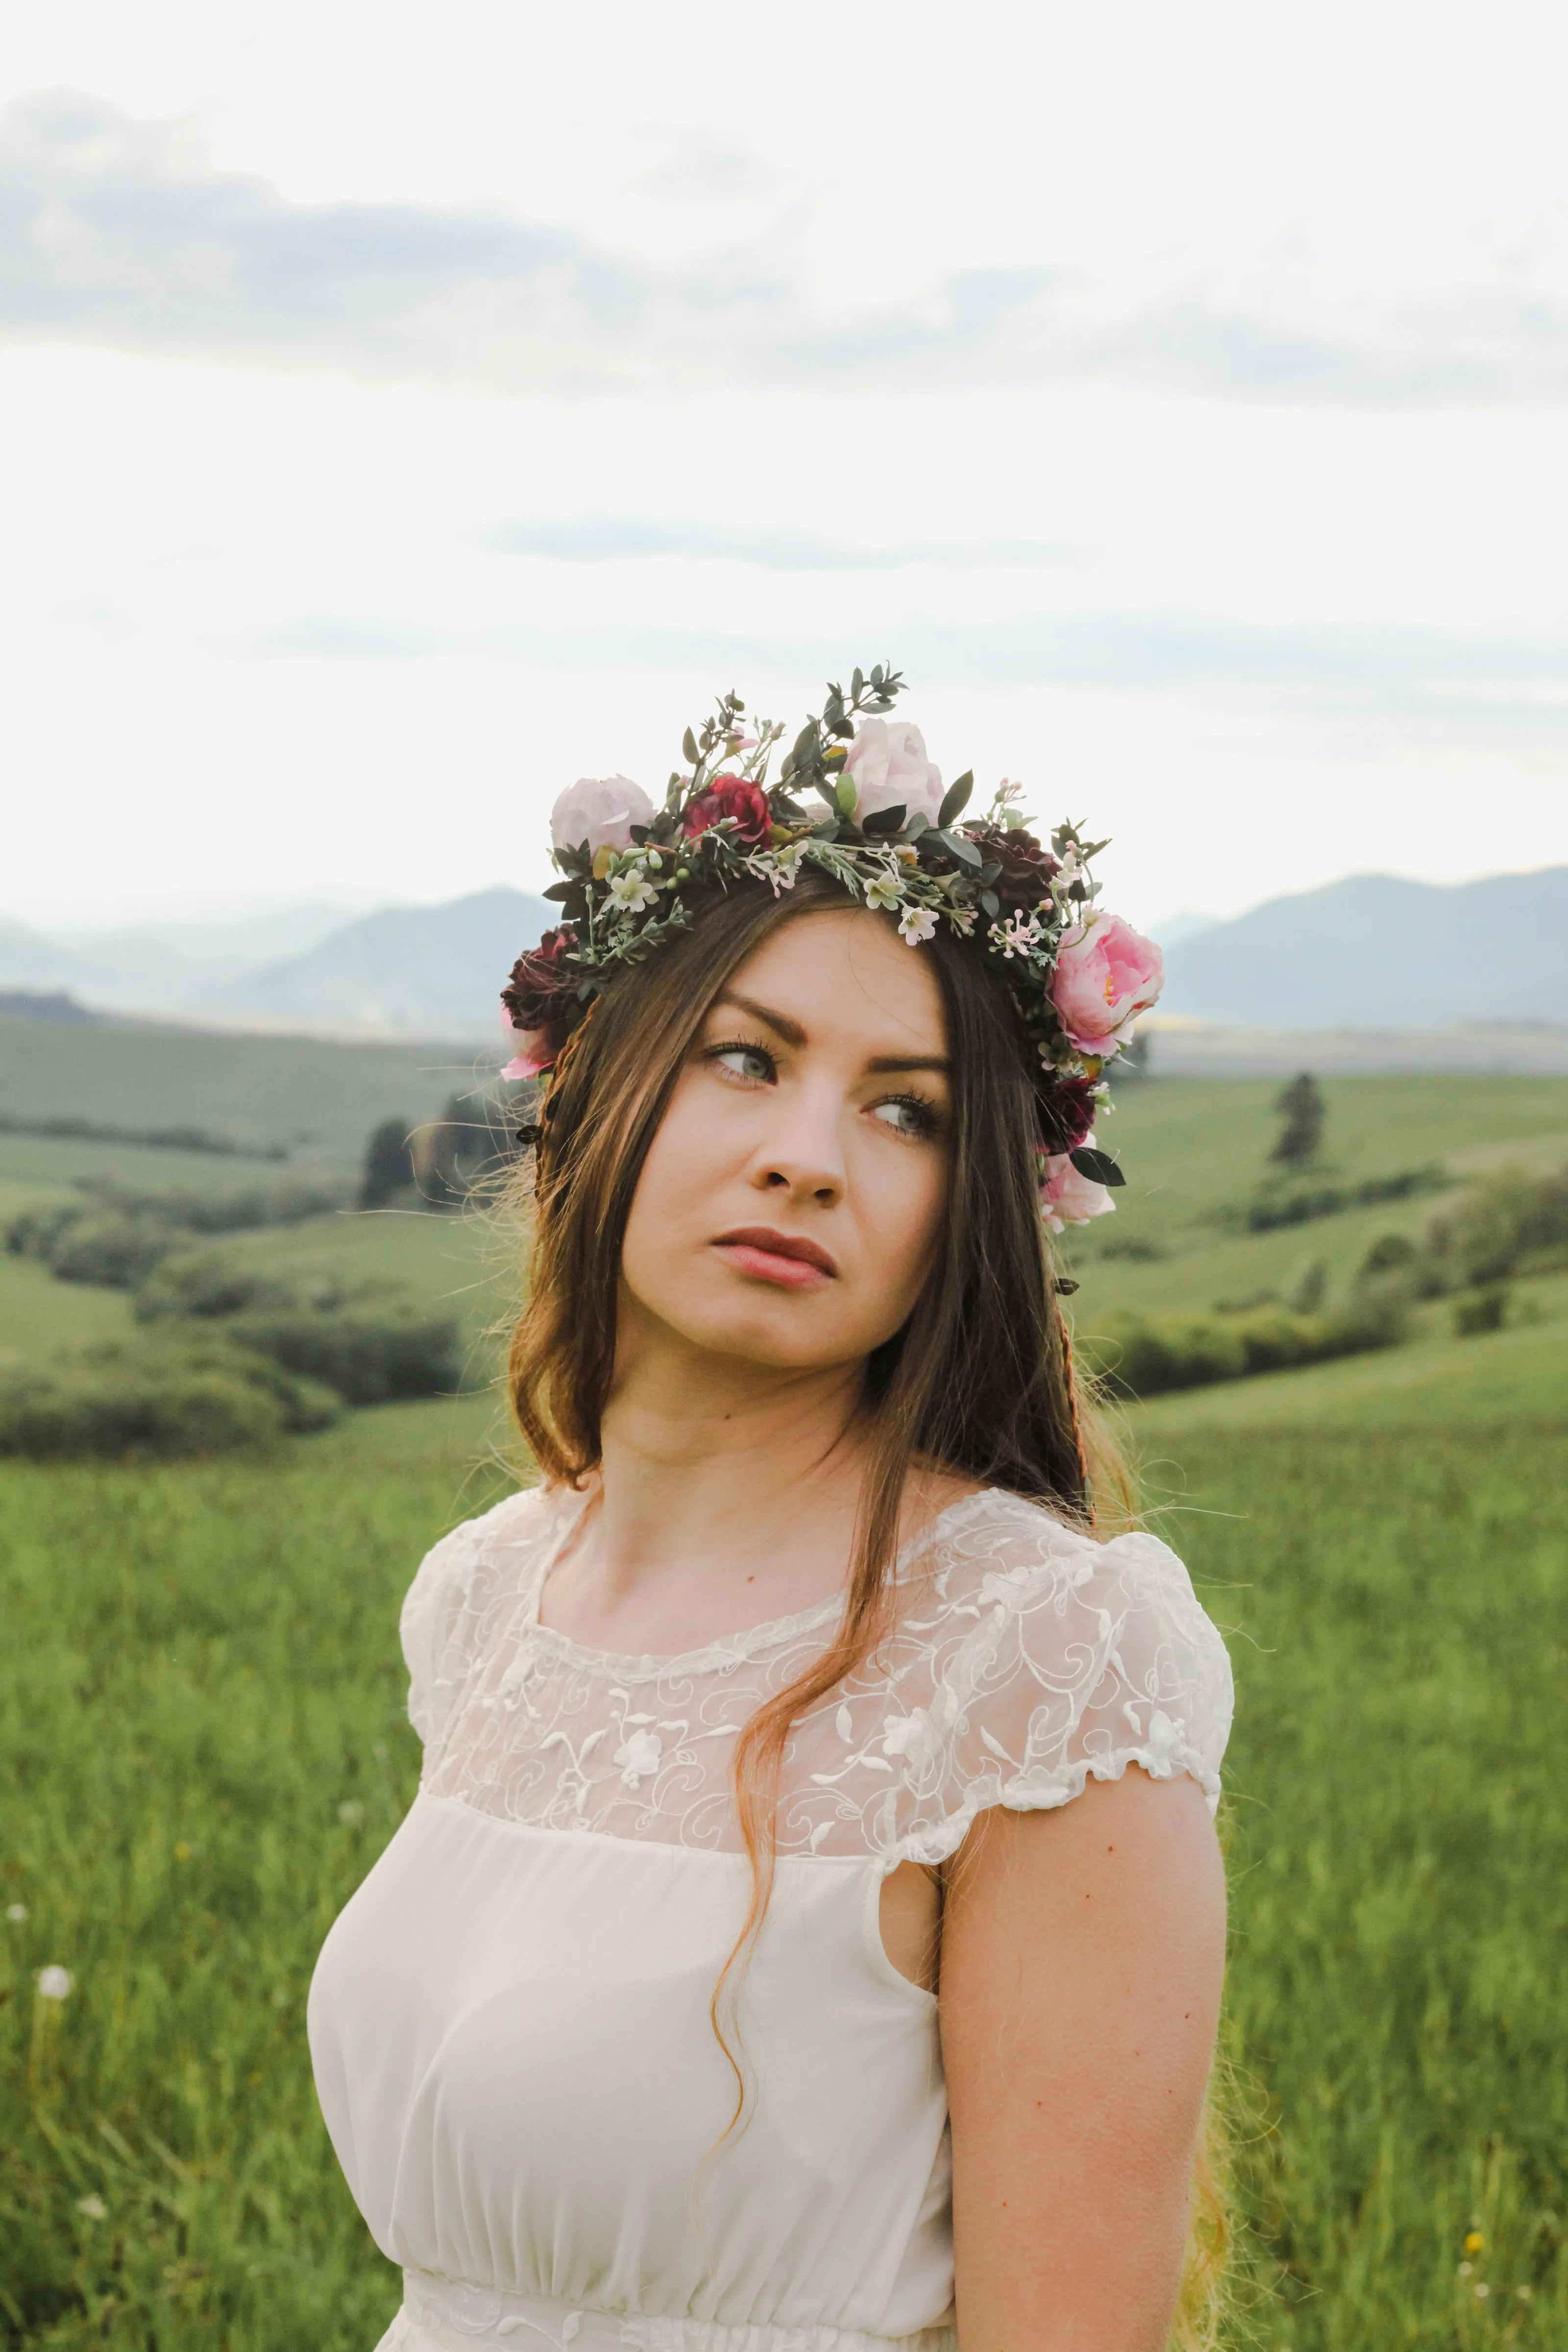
top-left (872, 1095), bottom-right (939, 1139)
top-left (710, 1043), bottom-right (775, 1084)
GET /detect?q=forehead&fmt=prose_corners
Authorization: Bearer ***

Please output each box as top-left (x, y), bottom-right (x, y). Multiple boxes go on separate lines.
top-left (722, 908), bottom-right (947, 1057)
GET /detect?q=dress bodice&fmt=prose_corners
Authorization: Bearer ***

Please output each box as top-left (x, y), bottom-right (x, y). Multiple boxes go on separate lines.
top-left (308, 1483), bottom-right (1233, 2352)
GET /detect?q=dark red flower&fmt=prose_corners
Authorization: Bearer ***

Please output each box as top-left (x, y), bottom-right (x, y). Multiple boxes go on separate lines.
top-left (1035, 1072), bottom-right (1100, 1156)
top-left (971, 825), bottom-right (1060, 909)
top-left (501, 925), bottom-right (580, 1032)
top-left (682, 774), bottom-right (772, 848)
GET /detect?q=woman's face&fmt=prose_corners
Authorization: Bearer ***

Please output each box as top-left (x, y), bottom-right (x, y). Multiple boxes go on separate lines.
top-left (619, 908), bottom-right (952, 1372)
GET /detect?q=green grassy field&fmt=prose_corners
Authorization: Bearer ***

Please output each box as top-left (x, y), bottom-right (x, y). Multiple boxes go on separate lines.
top-left (3, 1062), bottom-right (1567, 2346)
top-left (3, 1412), bottom-right (1564, 2349)
top-left (0, 1015), bottom-right (497, 1170)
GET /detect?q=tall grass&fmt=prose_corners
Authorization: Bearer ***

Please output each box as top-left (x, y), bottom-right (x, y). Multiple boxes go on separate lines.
top-left (1, 1421), bottom-right (1564, 2347)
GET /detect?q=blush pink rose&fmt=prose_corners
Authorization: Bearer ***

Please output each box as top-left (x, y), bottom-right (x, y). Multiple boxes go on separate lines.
top-left (549, 774), bottom-right (654, 859)
top-left (500, 1025), bottom-right (556, 1081)
top-left (1049, 913), bottom-right (1164, 1056)
top-left (1038, 1144), bottom-right (1117, 1235)
top-left (843, 718), bottom-right (943, 827)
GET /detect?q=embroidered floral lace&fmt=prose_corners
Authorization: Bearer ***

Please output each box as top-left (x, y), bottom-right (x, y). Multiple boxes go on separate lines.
top-left (404, 1484), bottom-right (1232, 1865)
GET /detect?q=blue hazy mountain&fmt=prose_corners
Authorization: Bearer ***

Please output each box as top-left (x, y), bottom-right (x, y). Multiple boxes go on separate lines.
top-left (212, 887), bottom-right (557, 1034)
top-left (1157, 867), bottom-right (1568, 1028)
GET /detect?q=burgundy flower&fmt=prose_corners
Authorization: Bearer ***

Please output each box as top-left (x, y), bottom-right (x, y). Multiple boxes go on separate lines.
top-left (971, 825), bottom-right (1060, 909)
top-left (682, 774), bottom-right (772, 848)
top-left (501, 925), bottom-right (580, 1033)
top-left (1035, 1073), bottom-right (1100, 1156)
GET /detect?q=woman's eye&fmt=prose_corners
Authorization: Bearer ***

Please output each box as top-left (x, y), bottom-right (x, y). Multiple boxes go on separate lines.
top-left (871, 1095), bottom-right (939, 1140)
top-left (711, 1044), bottom-right (775, 1084)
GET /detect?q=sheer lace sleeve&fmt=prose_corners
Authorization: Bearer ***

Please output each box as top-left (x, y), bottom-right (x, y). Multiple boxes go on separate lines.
top-left (851, 1491), bottom-right (1233, 1868)
top-left (399, 1485), bottom-right (559, 1751)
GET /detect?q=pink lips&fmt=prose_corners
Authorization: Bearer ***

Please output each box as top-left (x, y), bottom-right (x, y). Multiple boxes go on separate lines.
top-left (712, 1225), bottom-right (838, 1290)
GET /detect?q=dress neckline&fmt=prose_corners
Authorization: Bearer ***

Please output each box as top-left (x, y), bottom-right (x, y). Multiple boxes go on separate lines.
top-left (521, 1483), bottom-right (1005, 1684)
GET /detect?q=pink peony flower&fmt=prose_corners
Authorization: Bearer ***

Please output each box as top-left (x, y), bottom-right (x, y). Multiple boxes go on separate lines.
top-left (843, 718), bottom-right (943, 828)
top-left (1038, 1143), bottom-right (1117, 1235)
top-left (1049, 913), bottom-right (1164, 1056)
top-left (683, 773), bottom-right (772, 847)
top-left (549, 774), bottom-right (654, 859)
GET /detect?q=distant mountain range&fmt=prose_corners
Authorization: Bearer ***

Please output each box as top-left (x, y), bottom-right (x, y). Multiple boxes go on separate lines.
top-left (3, 868), bottom-right (1564, 1038)
top-left (1158, 867), bottom-right (1568, 1028)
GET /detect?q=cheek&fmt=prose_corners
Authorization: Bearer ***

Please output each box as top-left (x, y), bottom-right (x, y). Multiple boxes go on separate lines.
top-left (853, 1139), bottom-right (948, 1306)
top-left (620, 1074), bottom-right (733, 1258)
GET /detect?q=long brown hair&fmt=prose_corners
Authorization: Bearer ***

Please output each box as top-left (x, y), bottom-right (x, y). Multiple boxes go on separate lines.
top-left (507, 872), bottom-right (1225, 2347)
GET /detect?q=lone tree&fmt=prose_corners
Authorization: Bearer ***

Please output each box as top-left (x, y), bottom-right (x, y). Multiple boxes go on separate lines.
top-left (359, 1117), bottom-right (416, 1209)
top-left (1271, 1072), bottom-right (1325, 1167)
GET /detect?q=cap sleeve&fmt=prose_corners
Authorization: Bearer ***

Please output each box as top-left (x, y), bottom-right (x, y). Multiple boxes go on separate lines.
top-left (398, 1484), bottom-right (561, 1753)
top-left (873, 1492), bottom-right (1234, 1868)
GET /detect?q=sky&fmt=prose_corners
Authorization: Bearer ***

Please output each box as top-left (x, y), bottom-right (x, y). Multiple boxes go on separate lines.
top-left (3, 0), bottom-right (1568, 939)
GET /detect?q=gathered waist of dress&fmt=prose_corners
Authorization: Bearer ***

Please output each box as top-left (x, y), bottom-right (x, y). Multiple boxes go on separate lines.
top-left (382, 2273), bottom-right (957, 2352)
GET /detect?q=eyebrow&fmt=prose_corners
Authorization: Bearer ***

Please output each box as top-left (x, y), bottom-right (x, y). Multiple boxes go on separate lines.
top-left (714, 991), bottom-right (950, 1076)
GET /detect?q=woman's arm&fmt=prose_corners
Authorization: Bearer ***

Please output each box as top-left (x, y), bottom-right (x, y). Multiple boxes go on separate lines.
top-left (939, 1768), bottom-right (1226, 2352)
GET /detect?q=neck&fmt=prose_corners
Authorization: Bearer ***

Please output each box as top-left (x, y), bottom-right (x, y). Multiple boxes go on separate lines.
top-left (591, 1305), bottom-right (869, 1601)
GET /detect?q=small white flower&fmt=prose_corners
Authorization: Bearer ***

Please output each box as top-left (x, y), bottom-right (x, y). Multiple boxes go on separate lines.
top-left (37, 1965), bottom-right (72, 2000)
top-left (5, 1902), bottom-right (26, 1923)
top-left (864, 870), bottom-right (904, 912)
top-left (606, 869), bottom-right (658, 913)
top-left (77, 2195), bottom-right (107, 2222)
top-left (615, 1729), bottom-right (662, 1788)
top-left (882, 1709), bottom-right (943, 1774)
top-left (897, 905), bottom-right (938, 945)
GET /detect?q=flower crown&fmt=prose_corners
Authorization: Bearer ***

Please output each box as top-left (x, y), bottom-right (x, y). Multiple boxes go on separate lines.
top-left (501, 665), bottom-right (1163, 1233)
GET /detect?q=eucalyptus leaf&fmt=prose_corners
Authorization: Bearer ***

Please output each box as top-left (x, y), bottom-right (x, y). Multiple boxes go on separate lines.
top-left (862, 804), bottom-right (907, 836)
top-left (933, 829), bottom-right (981, 868)
top-left (683, 728), bottom-right (699, 765)
top-left (1069, 1146), bottom-right (1126, 1188)
top-left (936, 771), bottom-right (974, 828)
top-left (980, 890), bottom-right (1000, 918)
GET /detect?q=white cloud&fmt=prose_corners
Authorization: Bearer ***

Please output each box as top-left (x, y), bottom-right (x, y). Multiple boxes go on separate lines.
top-left (9, 87), bottom-right (1568, 408)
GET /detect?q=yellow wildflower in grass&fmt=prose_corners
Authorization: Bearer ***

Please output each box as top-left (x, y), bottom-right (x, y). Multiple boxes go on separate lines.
top-left (1464, 2232), bottom-right (1484, 2256)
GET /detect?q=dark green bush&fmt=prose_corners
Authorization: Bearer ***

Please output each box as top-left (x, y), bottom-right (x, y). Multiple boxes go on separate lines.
top-left (46, 1212), bottom-right (176, 1287)
top-left (226, 1309), bottom-right (463, 1405)
top-left (1359, 1231), bottom-right (1419, 1281)
top-left (75, 1176), bottom-right (348, 1233)
top-left (0, 1340), bottom-right (341, 1462)
top-left (134, 1247), bottom-right (322, 1322)
top-left (1453, 1284), bottom-right (1510, 1338)
top-left (1242, 1164), bottom-right (1446, 1232)
top-left (1087, 1281), bottom-right (1407, 1399)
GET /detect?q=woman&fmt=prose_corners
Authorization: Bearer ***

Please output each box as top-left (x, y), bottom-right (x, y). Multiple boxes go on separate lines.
top-left (309, 670), bottom-right (1233, 2352)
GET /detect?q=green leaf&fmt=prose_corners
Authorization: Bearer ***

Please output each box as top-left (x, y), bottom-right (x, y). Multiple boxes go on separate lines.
top-left (836, 776), bottom-right (859, 817)
top-left (1070, 1146), bottom-right (1126, 1188)
top-left (862, 803), bottom-right (907, 836)
top-left (932, 828), bottom-right (981, 868)
top-left (814, 777), bottom-right (840, 808)
top-left (936, 771), bottom-right (974, 828)
top-left (980, 889), bottom-right (1000, 918)
top-left (793, 721), bottom-right (819, 765)
top-left (851, 667), bottom-right (864, 698)
top-left (542, 881), bottom-right (574, 902)
top-left (683, 728), bottom-right (699, 765)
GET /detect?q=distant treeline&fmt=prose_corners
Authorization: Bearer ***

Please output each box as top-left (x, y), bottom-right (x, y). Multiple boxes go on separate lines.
top-left (0, 1112), bottom-right (285, 1160)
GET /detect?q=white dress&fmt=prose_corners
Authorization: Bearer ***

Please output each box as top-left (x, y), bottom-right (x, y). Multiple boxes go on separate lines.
top-left (309, 1482), bottom-right (1233, 2352)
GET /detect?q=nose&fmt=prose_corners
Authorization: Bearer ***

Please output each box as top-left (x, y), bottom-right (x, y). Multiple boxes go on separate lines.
top-left (748, 1076), bottom-right (845, 1209)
